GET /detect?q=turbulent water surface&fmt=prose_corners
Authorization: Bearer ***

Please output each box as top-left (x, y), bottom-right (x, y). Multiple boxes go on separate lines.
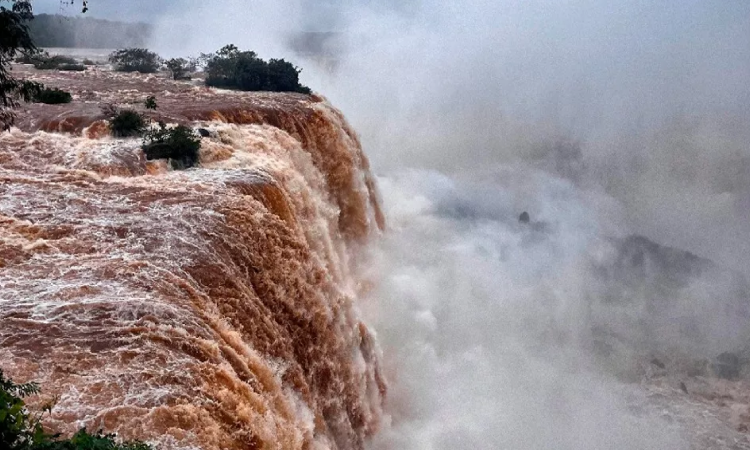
top-left (1, 66), bottom-right (385, 450)
top-left (2, 51), bottom-right (750, 450)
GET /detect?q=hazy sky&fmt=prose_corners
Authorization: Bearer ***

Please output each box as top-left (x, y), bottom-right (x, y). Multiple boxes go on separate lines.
top-left (32, 0), bottom-right (750, 39)
top-left (30, 0), bottom-right (750, 270)
top-left (35, 0), bottom-right (165, 22)
top-left (33, 0), bottom-right (344, 27)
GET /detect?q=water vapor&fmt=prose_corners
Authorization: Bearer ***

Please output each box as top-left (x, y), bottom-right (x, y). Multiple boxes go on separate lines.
top-left (149, 1), bottom-right (750, 448)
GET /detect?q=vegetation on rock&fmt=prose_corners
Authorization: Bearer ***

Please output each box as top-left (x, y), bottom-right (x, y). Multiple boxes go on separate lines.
top-left (164, 58), bottom-right (194, 80)
top-left (57, 63), bottom-right (85, 71)
top-left (34, 55), bottom-right (75, 69)
top-left (0, 369), bottom-right (154, 450)
top-left (108, 48), bottom-right (160, 74)
top-left (142, 122), bottom-right (201, 169)
top-left (144, 96), bottom-right (157, 110)
top-left (16, 50), bottom-right (85, 71)
top-left (204, 44), bottom-right (311, 94)
top-left (109, 109), bottom-right (147, 137)
top-left (14, 48), bottom-right (47, 64)
top-left (33, 87), bottom-right (72, 104)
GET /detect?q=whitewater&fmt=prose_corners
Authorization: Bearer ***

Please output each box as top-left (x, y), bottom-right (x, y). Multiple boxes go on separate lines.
top-left (1, 65), bottom-right (387, 449)
top-left (1, 1), bottom-right (750, 449)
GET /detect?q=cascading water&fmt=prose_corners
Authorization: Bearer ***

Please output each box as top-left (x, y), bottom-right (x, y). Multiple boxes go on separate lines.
top-left (3, 4), bottom-right (750, 443)
top-left (0, 68), bottom-right (385, 450)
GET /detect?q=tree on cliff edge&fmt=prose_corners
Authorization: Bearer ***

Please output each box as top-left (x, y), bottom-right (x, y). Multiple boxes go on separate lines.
top-left (0, 0), bottom-right (89, 130)
top-left (0, 0), bottom-right (40, 130)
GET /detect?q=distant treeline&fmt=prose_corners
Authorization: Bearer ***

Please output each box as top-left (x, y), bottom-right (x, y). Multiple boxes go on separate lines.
top-left (27, 14), bottom-right (152, 48)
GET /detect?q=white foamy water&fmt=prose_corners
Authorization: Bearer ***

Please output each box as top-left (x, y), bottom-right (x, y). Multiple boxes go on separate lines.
top-left (359, 165), bottom-right (750, 449)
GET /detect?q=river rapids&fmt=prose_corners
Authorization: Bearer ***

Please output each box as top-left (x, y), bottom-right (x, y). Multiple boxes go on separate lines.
top-left (0, 65), bottom-right (385, 450)
top-left (2, 61), bottom-right (750, 450)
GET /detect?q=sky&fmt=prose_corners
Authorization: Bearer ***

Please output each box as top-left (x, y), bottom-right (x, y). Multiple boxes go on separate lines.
top-left (34, 0), bottom-right (166, 22)
top-left (32, 0), bottom-right (750, 29)
top-left (33, 0), bottom-right (346, 27)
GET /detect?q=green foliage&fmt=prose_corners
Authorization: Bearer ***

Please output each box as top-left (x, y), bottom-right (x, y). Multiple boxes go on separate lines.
top-left (0, 0), bottom-right (37, 130)
top-left (0, 369), bottom-right (42, 449)
top-left (108, 48), bottom-right (160, 74)
top-left (164, 58), bottom-right (194, 81)
top-left (266, 58), bottom-right (311, 94)
top-left (15, 48), bottom-right (47, 64)
top-left (109, 109), bottom-right (146, 137)
top-left (0, 369), bottom-right (155, 450)
top-left (42, 429), bottom-right (154, 450)
top-left (142, 123), bottom-right (201, 169)
top-left (33, 87), bottom-right (72, 104)
top-left (14, 51), bottom-right (83, 71)
top-left (32, 55), bottom-right (77, 70)
top-left (57, 63), bottom-right (85, 72)
top-left (144, 96), bottom-right (157, 110)
top-left (204, 44), bottom-right (312, 94)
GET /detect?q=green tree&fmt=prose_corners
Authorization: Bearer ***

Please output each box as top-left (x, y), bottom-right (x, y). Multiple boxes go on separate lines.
top-left (266, 58), bottom-right (310, 94)
top-left (0, 368), bottom-right (43, 449)
top-left (204, 44), bottom-right (312, 94)
top-left (108, 48), bottom-right (160, 73)
top-left (142, 123), bottom-right (201, 170)
top-left (144, 95), bottom-right (157, 110)
top-left (33, 87), bottom-right (72, 104)
top-left (0, 0), bottom-right (41, 130)
top-left (164, 58), bottom-right (194, 80)
top-left (0, 369), bottom-right (154, 449)
top-left (1, 1), bottom-right (102, 130)
top-left (109, 109), bottom-right (147, 137)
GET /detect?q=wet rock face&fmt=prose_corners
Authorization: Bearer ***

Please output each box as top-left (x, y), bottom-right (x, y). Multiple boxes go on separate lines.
top-left (713, 352), bottom-right (742, 380)
top-left (613, 234), bottom-right (710, 288)
top-left (590, 233), bottom-right (750, 361)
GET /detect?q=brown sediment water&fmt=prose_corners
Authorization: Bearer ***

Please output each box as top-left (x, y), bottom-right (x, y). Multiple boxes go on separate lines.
top-left (0, 66), bottom-right (386, 450)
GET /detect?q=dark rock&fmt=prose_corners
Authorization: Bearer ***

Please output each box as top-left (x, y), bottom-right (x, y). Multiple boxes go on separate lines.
top-left (519, 211), bottom-right (530, 224)
top-left (614, 235), bottom-right (710, 287)
top-left (713, 352), bottom-right (742, 380)
top-left (679, 381), bottom-right (688, 394)
top-left (143, 142), bottom-right (178, 160)
top-left (650, 358), bottom-right (665, 369)
top-left (197, 128), bottom-right (210, 137)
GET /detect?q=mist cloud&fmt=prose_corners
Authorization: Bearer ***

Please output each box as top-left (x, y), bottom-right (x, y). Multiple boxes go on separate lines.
top-left (142, 1), bottom-right (750, 448)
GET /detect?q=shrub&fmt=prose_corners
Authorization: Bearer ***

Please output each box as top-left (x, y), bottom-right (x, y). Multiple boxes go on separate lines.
top-left (0, 368), bottom-right (41, 449)
top-left (144, 96), bottom-right (157, 110)
top-left (58, 63), bottom-right (86, 72)
top-left (15, 49), bottom-right (48, 65)
top-left (165, 58), bottom-right (194, 80)
top-left (0, 369), bottom-right (154, 450)
top-left (109, 48), bottom-right (161, 73)
top-left (110, 109), bottom-right (147, 137)
top-left (32, 55), bottom-right (79, 70)
top-left (204, 44), bottom-right (311, 94)
top-left (266, 58), bottom-right (312, 94)
top-left (82, 59), bottom-right (95, 66)
top-left (33, 87), bottom-right (72, 104)
top-left (142, 123), bottom-right (201, 169)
